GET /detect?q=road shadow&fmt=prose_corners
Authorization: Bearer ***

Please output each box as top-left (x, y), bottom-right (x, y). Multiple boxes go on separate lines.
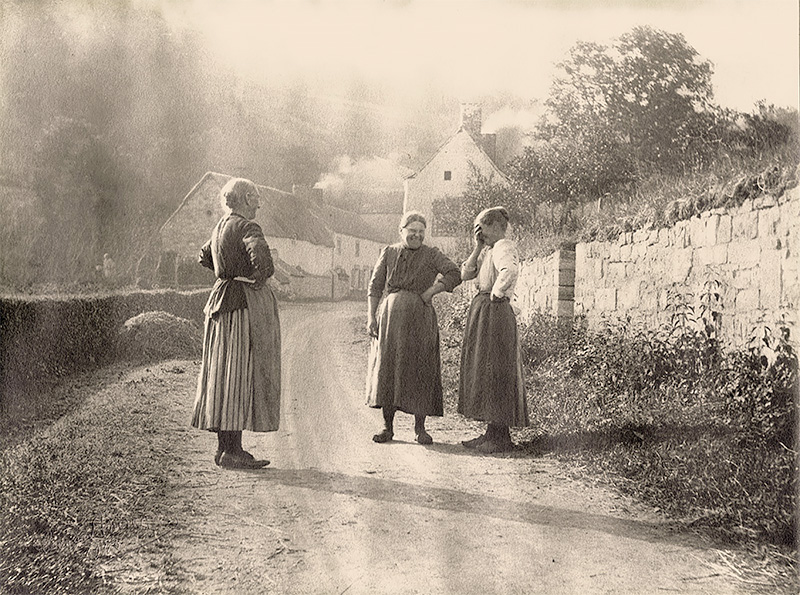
top-left (238, 466), bottom-right (713, 550)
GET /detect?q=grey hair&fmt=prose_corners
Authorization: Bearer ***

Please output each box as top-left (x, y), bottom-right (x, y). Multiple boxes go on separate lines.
top-left (475, 206), bottom-right (510, 230)
top-left (219, 177), bottom-right (259, 213)
top-left (399, 210), bottom-right (427, 230)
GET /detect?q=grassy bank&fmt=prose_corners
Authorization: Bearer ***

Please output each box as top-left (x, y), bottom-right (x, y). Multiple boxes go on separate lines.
top-left (0, 363), bottom-right (191, 595)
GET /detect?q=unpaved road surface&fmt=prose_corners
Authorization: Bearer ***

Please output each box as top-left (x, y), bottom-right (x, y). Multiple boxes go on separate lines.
top-left (131, 302), bottom-right (751, 594)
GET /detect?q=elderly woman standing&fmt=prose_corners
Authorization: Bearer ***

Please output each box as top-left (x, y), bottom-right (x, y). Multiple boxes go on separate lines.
top-left (458, 206), bottom-right (528, 453)
top-left (366, 211), bottom-right (461, 444)
top-left (191, 177), bottom-right (281, 469)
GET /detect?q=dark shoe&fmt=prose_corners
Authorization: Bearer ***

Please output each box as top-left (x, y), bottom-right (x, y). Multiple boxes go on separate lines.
top-left (415, 430), bottom-right (433, 445)
top-left (462, 433), bottom-right (487, 449)
top-left (372, 429), bottom-right (394, 443)
top-left (219, 452), bottom-right (270, 469)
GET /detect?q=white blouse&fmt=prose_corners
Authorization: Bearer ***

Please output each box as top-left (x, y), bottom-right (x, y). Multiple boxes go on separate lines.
top-left (462, 238), bottom-right (519, 300)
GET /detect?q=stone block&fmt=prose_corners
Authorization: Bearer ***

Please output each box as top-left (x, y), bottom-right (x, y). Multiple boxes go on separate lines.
top-left (670, 248), bottom-right (693, 282)
top-left (639, 286), bottom-right (658, 311)
top-left (608, 243), bottom-right (621, 261)
top-left (595, 287), bottom-right (617, 311)
top-left (727, 239), bottom-right (761, 268)
top-left (618, 281), bottom-right (640, 310)
top-left (754, 195), bottom-right (777, 210)
top-left (689, 216), bottom-right (704, 247)
top-left (559, 267), bottom-right (576, 286)
top-left (730, 267), bottom-right (757, 290)
top-left (673, 222), bottom-right (689, 248)
top-left (620, 244), bottom-right (633, 260)
top-left (735, 288), bottom-right (759, 311)
top-left (658, 228), bottom-right (671, 247)
top-left (632, 243), bottom-right (647, 260)
top-left (712, 244), bottom-right (728, 264)
top-left (633, 228), bottom-right (649, 244)
top-left (555, 300), bottom-right (574, 318)
top-left (557, 285), bottom-right (575, 301)
top-left (575, 242), bottom-right (588, 262)
top-left (717, 215), bottom-right (732, 243)
top-left (594, 259), bottom-right (604, 280)
top-left (607, 262), bottom-right (626, 281)
top-left (732, 210), bottom-right (758, 240)
top-left (758, 207), bottom-right (778, 239)
top-left (759, 250), bottom-right (782, 310)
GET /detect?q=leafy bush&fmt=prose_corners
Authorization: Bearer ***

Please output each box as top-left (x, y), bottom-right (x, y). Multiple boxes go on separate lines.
top-left (720, 325), bottom-right (798, 445)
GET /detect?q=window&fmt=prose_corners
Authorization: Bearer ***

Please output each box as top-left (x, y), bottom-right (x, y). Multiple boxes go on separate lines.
top-left (355, 240), bottom-right (360, 256)
top-left (444, 170), bottom-right (452, 181)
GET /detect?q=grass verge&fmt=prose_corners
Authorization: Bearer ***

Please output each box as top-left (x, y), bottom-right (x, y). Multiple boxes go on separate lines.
top-left (0, 363), bottom-right (191, 595)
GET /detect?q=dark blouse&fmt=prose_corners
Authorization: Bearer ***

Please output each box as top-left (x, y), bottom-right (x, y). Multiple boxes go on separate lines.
top-left (368, 243), bottom-right (461, 298)
top-left (199, 214), bottom-right (274, 315)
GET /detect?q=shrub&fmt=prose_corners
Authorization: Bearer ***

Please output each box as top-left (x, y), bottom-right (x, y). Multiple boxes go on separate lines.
top-left (720, 325), bottom-right (798, 445)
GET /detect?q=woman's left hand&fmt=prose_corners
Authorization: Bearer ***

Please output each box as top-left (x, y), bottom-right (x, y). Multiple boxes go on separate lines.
top-left (420, 287), bottom-right (435, 305)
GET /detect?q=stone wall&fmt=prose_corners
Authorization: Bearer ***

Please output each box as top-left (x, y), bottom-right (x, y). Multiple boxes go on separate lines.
top-left (516, 249), bottom-right (574, 322)
top-left (517, 186), bottom-right (799, 346)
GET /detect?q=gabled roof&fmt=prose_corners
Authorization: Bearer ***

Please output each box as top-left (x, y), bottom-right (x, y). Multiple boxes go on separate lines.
top-left (405, 127), bottom-right (510, 185)
top-left (162, 172), bottom-right (387, 249)
top-left (314, 202), bottom-right (388, 244)
top-left (161, 172), bottom-right (334, 247)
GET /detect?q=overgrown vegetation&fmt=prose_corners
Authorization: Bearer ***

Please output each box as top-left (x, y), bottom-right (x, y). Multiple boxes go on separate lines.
top-left (455, 27), bottom-right (800, 259)
top-left (438, 285), bottom-right (798, 558)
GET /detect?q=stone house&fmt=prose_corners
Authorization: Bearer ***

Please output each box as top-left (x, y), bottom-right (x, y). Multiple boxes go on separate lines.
top-left (156, 172), bottom-right (385, 299)
top-left (404, 103), bottom-right (510, 253)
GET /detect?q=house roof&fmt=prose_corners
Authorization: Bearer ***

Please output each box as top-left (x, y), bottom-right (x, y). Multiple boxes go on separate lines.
top-left (161, 172), bottom-right (387, 249)
top-left (314, 202), bottom-right (388, 244)
top-left (405, 127), bottom-right (510, 184)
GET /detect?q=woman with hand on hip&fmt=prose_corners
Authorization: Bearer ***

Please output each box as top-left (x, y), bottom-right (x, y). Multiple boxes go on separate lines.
top-left (191, 177), bottom-right (281, 469)
top-left (366, 211), bottom-right (461, 445)
top-left (458, 206), bottom-right (528, 454)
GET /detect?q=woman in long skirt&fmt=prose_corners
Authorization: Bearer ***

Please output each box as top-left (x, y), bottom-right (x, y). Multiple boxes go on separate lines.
top-left (458, 206), bottom-right (528, 453)
top-left (191, 177), bottom-right (281, 469)
top-left (366, 211), bottom-right (461, 444)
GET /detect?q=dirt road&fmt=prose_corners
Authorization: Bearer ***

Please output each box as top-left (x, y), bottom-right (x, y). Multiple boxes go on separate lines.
top-left (152, 302), bottom-right (746, 594)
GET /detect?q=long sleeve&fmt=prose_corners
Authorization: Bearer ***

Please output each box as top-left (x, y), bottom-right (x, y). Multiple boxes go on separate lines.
top-left (242, 221), bottom-right (274, 283)
top-left (432, 247), bottom-right (462, 292)
top-left (368, 247), bottom-right (389, 298)
top-left (199, 240), bottom-right (213, 270)
top-left (461, 248), bottom-right (484, 282)
top-left (490, 239), bottom-right (519, 299)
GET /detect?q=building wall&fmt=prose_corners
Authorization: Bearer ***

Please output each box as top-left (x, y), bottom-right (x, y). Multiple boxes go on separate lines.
top-left (515, 187), bottom-right (799, 347)
top-left (332, 233), bottom-right (384, 291)
top-left (404, 130), bottom-right (507, 244)
top-left (268, 238), bottom-right (331, 277)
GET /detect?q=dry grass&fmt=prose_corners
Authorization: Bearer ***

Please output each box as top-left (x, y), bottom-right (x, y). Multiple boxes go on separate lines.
top-left (0, 363), bottom-right (193, 594)
top-left (116, 311), bottom-right (202, 363)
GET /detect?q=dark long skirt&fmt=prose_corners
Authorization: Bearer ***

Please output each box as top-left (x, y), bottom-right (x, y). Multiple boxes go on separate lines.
top-left (191, 284), bottom-right (281, 432)
top-left (366, 290), bottom-right (444, 417)
top-left (458, 293), bottom-right (528, 427)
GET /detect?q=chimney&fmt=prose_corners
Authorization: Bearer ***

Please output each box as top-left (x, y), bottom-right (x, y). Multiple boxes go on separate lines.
top-left (460, 103), bottom-right (482, 138)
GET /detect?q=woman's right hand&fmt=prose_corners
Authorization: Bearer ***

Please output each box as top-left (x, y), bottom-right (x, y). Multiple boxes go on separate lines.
top-left (367, 317), bottom-right (379, 338)
top-left (473, 224), bottom-right (485, 249)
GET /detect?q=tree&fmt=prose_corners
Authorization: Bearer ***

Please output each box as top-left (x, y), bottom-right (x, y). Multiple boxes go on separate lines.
top-left (545, 26), bottom-right (718, 174)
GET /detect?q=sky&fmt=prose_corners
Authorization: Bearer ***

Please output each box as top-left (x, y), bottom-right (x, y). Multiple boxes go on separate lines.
top-left (150, 0), bottom-right (799, 118)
